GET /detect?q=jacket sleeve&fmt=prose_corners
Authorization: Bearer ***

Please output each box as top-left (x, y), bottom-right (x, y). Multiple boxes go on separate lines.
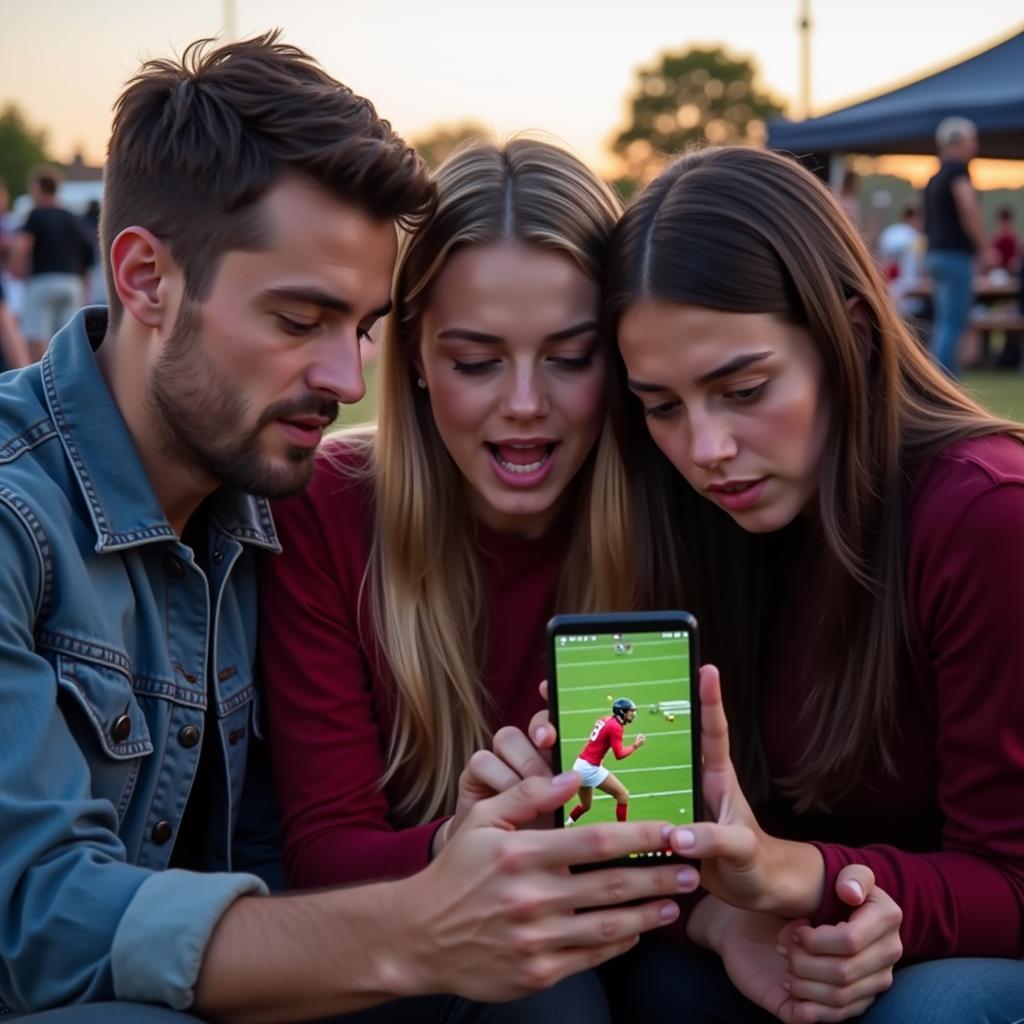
top-left (0, 499), bottom-right (266, 1011)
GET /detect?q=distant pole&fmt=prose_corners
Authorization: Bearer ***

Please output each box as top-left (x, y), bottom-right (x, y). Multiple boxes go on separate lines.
top-left (224, 0), bottom-right (237, 39)
top-left (798, 0), bottom-right (812, 119)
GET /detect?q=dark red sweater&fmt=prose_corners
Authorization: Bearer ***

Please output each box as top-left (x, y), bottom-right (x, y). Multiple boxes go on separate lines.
top-left (259, 443), bottom-right (568, 887)
top-left (759, 436), bottom-right (1024, 961)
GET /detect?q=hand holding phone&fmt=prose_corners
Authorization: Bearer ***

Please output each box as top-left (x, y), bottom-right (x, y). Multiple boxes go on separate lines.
top-left (546, 612), bottom-right (702, 867)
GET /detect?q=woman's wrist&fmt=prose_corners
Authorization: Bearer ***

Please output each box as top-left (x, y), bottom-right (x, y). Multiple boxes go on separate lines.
top-left (767, 837), bottom-right (826, 917)
top-left (686, 894), bottom-right (736, 952)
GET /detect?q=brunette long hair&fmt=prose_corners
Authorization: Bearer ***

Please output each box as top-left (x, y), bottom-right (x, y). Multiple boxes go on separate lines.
top-left (607, 146), bottom-right (1024, 810)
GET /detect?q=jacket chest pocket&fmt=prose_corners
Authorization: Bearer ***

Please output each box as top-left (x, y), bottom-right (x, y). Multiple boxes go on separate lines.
top-left (55, 653), bottom-right (154, 819)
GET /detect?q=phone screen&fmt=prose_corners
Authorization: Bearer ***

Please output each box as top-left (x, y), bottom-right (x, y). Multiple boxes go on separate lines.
top-left (549, 615), bottom-right (698, 848)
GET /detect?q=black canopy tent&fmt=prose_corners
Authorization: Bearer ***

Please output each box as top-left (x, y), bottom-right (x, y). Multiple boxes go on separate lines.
top-left (767, 27), bottom-right (1024, 159)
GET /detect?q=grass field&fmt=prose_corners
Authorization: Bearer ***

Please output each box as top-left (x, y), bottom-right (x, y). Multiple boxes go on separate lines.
top-left (552, 631), bottom-right (695, 827)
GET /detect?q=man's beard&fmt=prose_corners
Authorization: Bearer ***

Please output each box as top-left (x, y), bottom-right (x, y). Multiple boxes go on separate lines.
top-left (147, 303), bottom-right (338, 499)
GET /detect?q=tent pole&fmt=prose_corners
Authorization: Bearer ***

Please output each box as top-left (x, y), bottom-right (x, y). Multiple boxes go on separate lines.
top-left (798, 0), bottom-right (813, 119)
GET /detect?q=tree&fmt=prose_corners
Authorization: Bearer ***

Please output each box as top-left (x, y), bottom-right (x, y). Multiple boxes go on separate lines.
top-left (0, 105), bottom-right (51, 197)
top-left (611, 47), bottom-right (785, 188)
top-left (413, 122), bottom-right (491, 170)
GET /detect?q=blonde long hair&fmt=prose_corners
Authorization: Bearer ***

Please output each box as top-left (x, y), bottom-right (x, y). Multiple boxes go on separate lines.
top-left (344, 139), bottom-right (629, 823)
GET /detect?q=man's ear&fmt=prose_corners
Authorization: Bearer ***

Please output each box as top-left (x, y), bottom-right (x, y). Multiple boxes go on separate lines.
top-left (110, 227), bottom-right (180, 329)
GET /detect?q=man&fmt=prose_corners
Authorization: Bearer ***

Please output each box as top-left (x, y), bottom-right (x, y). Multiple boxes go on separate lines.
top-left (568, 698), bottom-right (647, 824)
top-left (0, 34), bottom-right (694, 1023)
top-left (877, 204), bottom-right (926, 320)
top-left (923, 116), bottom-right (991, 376)
top-left (13, 168), bottom-right (94, 360)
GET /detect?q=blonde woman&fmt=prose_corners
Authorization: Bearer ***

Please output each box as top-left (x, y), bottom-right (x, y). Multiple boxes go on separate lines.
top-left (258, 140), bottom-right (646, 1020)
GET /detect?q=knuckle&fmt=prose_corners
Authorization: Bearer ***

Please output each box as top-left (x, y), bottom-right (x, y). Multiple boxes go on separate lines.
top-left (878, 966), bottom-right (895, 992)
top-left (522, 958), bottom-right (557, 992)
top-left (494, 839), bottom-right (531, 875)
top-left (604, 870), bottom-right (631, 905)
top-left (833, 959), bottom-right (856, 987)
top-left (510, 927), bottom-right (545, 958)
top-left (584, 827), bottom-right (616, 862)
top-left (593, 910), bottom-right (624, 944)
top-left (493, 725), bottom-right (521, 749)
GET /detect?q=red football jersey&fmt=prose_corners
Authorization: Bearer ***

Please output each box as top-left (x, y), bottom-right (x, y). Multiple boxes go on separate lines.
top-left (578, 715), bottom-right (635, 766)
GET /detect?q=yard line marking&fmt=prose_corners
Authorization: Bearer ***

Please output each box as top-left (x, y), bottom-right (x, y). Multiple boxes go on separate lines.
top-left (556, 654), bottom-right (690, 671)
top-left (563, 705), bottom-right (690, 715)
top-left (613, 765), bottom-right (693, 776)
top-left (559, 678), bottom-right (689, 694)
top-left (589, 788), bottom-right (693, 799)
top-left (563, 728), bottom-right (691, 743)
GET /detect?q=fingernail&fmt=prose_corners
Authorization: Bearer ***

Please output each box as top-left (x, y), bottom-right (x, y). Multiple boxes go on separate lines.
top-left (848, 880), bottom-right (864, 901)
top-left (659, 902), bottom-right (680, 922)
top-left (673, 828), bottom-right (696, 849)
top-left (551, 771), bottom-right (576, 786)
top-left (534, 725), bottom-right (549, 743)
top-left (661, 825), bottom-right (674, 844)
top-left (676, 867), bottom-right (698, 889)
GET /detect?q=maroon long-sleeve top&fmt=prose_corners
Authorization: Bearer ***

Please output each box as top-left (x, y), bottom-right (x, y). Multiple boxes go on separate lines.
top-left (259, 443), bottom-right (568, 888)
top-left (758, 435), bottom-right (1024, 961)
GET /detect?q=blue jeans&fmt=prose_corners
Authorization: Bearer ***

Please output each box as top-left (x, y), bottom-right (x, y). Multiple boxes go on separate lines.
top-left (926, 249), bottom-right (975, 377)
top-left (17, 970), bottom-right (610, 1023)
top-left (611, 939), bottom-right (1024, 1023)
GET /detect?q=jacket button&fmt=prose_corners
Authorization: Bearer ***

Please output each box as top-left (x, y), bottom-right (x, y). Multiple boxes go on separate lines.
top-left (165, 555), bottom-right (186, 579)
top-left (151, 821), bottom-right (173, 845)
top-left (212, 549), bottom-right (225, 564)
top-left (111, 714), bottom-right (132, 743)
top-left (178, 725), bottom-right (201, 748)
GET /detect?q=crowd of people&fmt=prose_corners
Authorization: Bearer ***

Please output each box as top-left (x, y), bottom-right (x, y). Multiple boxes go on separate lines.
top-left (848, 116), bottom-right (1022, 377)
top-left (1, 32), bottom-right (1022, 1024)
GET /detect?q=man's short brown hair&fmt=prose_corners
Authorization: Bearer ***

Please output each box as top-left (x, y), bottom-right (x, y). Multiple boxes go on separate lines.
top-left (101, 31), bottom-right (434, 322)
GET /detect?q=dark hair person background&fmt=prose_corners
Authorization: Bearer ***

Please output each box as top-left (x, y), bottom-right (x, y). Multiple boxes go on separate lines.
top-left (606, 146), bottom-right (1024, 1022)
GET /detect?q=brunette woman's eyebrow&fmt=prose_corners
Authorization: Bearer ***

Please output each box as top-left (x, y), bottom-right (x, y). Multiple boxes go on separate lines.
top-left (694, 351), bottom-right (773, 386)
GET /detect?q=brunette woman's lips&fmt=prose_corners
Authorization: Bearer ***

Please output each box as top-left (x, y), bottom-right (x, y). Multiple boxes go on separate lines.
top-left (706, 478), bottom-right (768, 512)
top-left (486, 439), bottom-right (558, 487)
top-left (276, 417), bottom-right (328, 449)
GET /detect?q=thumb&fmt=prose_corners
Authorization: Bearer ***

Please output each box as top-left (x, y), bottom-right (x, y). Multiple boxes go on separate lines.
top-left (835, 863), bottom-right (875, 907)
top-left (466, 772), bottom-right (581, 832)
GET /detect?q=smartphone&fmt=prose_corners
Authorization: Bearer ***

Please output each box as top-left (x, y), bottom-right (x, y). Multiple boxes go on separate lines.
top-left (547, 611), bottom-right (701, 865)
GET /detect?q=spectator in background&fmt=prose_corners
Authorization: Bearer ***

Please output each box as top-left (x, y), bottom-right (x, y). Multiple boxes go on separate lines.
top-left (923, 116), bottom-right (991, 377)
top-left (12, 167), bottom-right (94, 361)
top-left (81, 199), bottom-right (107, 305)
top-left (837, 170), bottom-right (861, 229)
top-left (878, 204), bottom-right (927, 320)
top-left (0, 273), bottom-right (31, 372)
top-left (992, 207), bottom-right (1021, 273)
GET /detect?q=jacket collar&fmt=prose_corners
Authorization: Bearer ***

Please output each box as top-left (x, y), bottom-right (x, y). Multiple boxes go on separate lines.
top-left (41, 308), bottom-right (281, 554)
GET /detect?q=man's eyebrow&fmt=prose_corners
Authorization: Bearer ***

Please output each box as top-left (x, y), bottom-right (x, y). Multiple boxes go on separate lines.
top-left (264, 286), bottom-right (392, 319)
top-left (694, 351), bottom-right (773, 386)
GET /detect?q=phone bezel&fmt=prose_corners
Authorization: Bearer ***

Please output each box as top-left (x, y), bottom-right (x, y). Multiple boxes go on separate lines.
top-left (546, 611), bottom-right (702, 866)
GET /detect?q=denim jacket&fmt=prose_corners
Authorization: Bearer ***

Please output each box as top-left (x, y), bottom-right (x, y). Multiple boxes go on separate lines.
top-left (0, 309), bottom-right (282, 1012)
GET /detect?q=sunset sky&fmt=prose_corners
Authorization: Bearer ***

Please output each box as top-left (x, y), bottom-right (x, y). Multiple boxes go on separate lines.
top-left (2, 0), bottom-right (1021, 186)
